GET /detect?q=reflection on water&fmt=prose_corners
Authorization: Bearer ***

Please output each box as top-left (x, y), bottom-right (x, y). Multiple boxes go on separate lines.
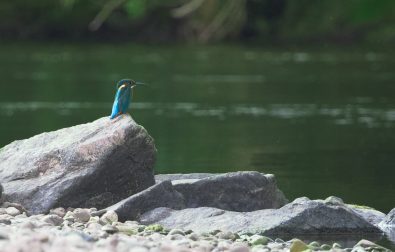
top-left (0, 44), bottom-right (394, 231)
top-left (2, 101), bottom-right (395, 128)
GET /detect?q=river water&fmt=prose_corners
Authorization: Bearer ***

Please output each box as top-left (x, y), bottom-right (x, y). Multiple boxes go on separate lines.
top-left (0, 43), bottom-right (394, 235)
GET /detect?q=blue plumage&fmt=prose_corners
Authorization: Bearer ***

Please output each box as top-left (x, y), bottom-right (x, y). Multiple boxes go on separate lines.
top-left (110, 79), bottom-right (144, 119)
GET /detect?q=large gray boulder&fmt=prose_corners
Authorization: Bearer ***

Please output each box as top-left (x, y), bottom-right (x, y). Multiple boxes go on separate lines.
top-left (348, 205), bottom-right (386, 227)
top-left (380, 208), bottom-right (395, 243)
top-left (158, 171), bottom-right (288, 211)
top-left (106, 172), bottom-right (286, 221)
top-left (380, 208), bottom-right (395, 228)
top-left (0, 115), bottom-right (156, 214)
top-left (140, 197), bottom-right (383, 236)
top-left (106, 180), bottom-right (185, 221)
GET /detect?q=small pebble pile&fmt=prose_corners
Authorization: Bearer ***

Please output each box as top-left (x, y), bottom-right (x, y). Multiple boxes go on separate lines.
top-left (0, 203), bottom-right (391, 252)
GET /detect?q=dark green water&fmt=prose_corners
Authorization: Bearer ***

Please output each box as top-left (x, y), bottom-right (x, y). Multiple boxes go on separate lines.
top-left (0, 43), bottom-right (394, 217)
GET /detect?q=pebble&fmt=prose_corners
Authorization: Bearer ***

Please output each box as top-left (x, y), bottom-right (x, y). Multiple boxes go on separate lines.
top-left (168, 229), bottom-right (185, 236)
top-left (251, 244), bottom-right (270, 252)
top-left (63, 211), bottom-right (75, 222)
top-left (308, 241), bottom-right (320, 248)
top-left (354, 239), bottom-right (388, 251)
top-left (49, 207), bottom-right (66, 218)
top-left (320, 243), bottom-right (332, 250)
top-left (5, 207), bottom-right (20, 216)
top-left (333, 242), bottom-right (342, 248)
top-left (1, 202), bottom-right (27, 214)
top-left (324, 196), bottom-right (344, 205)
top-left (19, 221), bottom-right (36, 229)
top-left (187, 233), bottom-right (199, 241)
top-left (144, 224), bottom-right (163, 232)
top-left (0, 218), bottom-right (11, 225)
top-left (71, 222), bottom-right (85, 229)
top-left (249, 234), bottom-right (269, 246)
top-left (216, 240), bottom-right (231, 250)
top-left (73, 208), bottom-right (91, 223)
top-left (290, 239), bottom-right (309, 252)
top-left (115, 223), bottom-right (138, 235)
top-left (100, 210), bottom-right (118, 224)
top-left (0, 204), bottom-right (390, 252)
top-left (0, 230), bottom-right (9, 239)
top-left (42, 214), bottom-right (63, 226)
top-left (229, 243), bottom-right (250, 252)
top-left (216, 231), bottom-right (236, 240)
top-left (102, 224), bottom-right (119, 234)
top-left (86, 222), bottom-right (102, 231)
top-left (168, 234), bottom-right (185, 241)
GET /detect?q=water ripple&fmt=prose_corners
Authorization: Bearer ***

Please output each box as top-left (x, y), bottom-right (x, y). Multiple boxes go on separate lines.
top-left (1, 102), bottom-right (395, 128)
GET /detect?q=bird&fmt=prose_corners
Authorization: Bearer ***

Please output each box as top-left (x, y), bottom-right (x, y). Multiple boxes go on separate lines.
top-left (110, 79), bottom-right (145, 119)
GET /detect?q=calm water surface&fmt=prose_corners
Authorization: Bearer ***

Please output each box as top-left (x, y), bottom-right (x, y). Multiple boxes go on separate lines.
top-left (0, 44), bottom-right (394, 245)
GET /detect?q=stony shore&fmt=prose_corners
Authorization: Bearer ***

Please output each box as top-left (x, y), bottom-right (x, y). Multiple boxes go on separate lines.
top-left (0, 204), bottom-right (391, 252)
top-left (0, 116), bottom-right (394, 251)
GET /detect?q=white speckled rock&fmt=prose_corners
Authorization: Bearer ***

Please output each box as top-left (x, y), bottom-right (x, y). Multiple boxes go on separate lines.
top-left (0, 115), bottom-right (156, 214)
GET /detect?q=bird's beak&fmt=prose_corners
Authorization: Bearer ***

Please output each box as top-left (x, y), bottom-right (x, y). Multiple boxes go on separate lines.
top-left (132, 82), bottom-right (147, 88)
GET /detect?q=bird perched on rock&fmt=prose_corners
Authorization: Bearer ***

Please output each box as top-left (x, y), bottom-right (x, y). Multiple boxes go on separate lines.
top-left (110, 79), bottom-right (145, 119)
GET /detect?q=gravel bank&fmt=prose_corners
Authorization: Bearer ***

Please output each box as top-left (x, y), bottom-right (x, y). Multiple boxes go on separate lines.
top-left (0, 204), bottom-right (391, 252)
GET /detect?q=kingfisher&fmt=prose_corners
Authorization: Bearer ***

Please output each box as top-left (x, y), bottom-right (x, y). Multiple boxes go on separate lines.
top-left (110, 79), bottom-right (145, 119)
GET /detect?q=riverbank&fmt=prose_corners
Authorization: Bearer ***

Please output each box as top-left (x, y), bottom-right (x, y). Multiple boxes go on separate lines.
top-left (0, 204), bottom-right (392, 252)
top-left (0, 115), bottom-right (394, 251)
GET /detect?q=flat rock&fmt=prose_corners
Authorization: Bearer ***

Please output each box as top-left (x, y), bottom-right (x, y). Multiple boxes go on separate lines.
top-left (140, 197), bottom-right (383, 236)
top-left (160, 171), bottom-right (288, 211)
top-left (106, 180), bottom-right (185, 222)
top-left (0, 115), bottom-right (156, 214)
